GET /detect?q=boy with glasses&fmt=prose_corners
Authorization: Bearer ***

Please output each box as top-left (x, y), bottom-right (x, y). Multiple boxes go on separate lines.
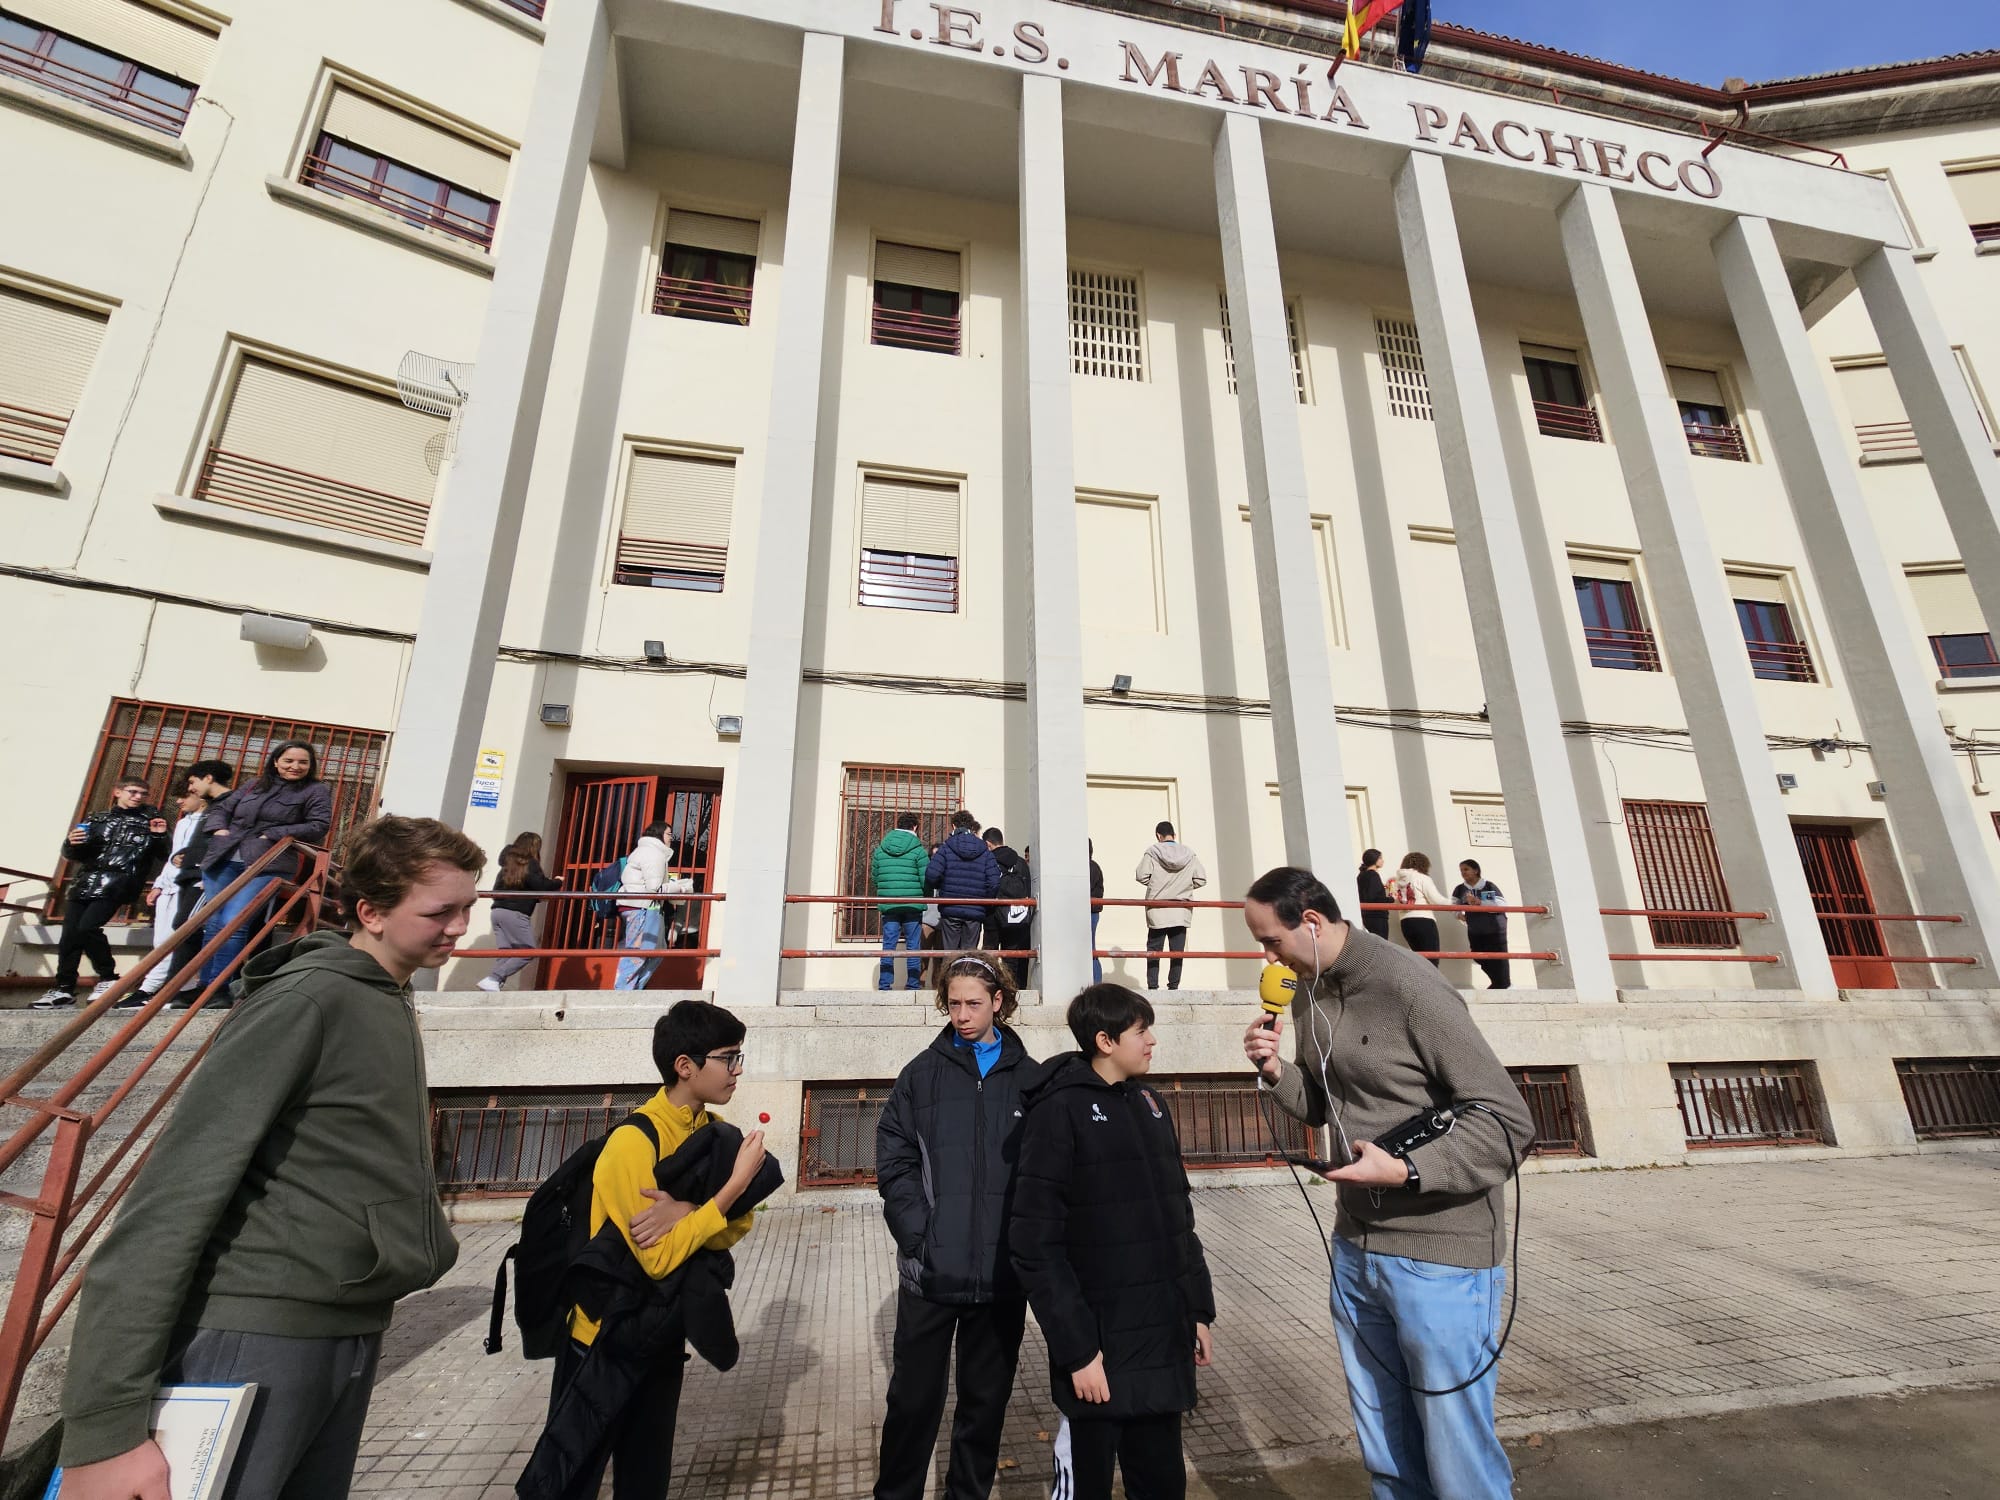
top-left (529, 999), bottom-right (771, 1499)
top-left (38, 777), bottom-right (170, 1007)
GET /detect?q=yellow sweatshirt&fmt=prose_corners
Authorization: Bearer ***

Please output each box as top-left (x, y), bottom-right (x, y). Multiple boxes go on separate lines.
top-left (569, 1087), bottom-right (756, 1346)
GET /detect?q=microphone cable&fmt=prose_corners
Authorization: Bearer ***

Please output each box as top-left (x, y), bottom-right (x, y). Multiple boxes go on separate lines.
top-left (1255, 980), bottom-right (1525, 1398)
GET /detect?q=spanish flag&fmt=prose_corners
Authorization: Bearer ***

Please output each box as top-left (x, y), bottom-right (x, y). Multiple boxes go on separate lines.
top-left (1343, 0), bottom-right (1407, 59)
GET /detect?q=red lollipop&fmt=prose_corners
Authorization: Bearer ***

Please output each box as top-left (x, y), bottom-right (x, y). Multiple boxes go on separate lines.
top-left (758, 1112), bottom-right (771, 1125)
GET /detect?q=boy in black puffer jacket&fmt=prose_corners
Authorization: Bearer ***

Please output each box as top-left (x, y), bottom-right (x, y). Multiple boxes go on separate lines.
top-left (874, 953), bottom-right (1034, 1500)
top-left (1010, 986), bottom-right (1215, 1500)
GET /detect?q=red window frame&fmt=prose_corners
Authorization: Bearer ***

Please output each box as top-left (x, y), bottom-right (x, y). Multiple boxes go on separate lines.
top-left (0, 9), bottom-right (194, 134)
top-left (1573, 576), bottom-right (1660, 672)
top-left (653, 243), bottom-right (755, 324)
top-left (870, 281), bottom-right (962, 355)
top-left (1734, 597), bottom-right (1817, 683)
top-left (1622, 799), bottom-right (1738, 949)
top-left (1931, 632), bottom-right (2000, 679)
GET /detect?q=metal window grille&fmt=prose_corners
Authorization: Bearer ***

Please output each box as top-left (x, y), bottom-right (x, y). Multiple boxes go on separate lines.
top-left (55, 697), bottom-right (387, 917)
top-left (1373, 316), bottom-right (1433, 421)
top-left (1506, 1067), bottom-right (1588, 1156)
top-left (836, 765), bottom-right (964, 942)
top-left (1672, 1063), bottom-right (1827, 1147)
top-left (800, 1082), bottom-right (896, 1186)
top-left (1573, 577), bottom-right (1661, 671)
top-left (1217, 292), bottom-right (1306, 402)
top-left (430, 1087), bottom-right (654, 1195)
top-left (1153, 1075), bottom-right (1312, 1168)
top-left (1068, 269), bottom-right (1145, 381)
top-left (1622, 800), bottom-right (1738, 948)
top-left (1895, 1058), bottom-right (2000, 1140)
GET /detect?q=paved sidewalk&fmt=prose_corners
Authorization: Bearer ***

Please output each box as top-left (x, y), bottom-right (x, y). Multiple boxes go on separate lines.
top-left (353, 1151), bottom-right (2000, 1497)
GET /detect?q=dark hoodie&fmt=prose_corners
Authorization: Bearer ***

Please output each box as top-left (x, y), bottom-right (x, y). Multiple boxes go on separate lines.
top-left (925, 828), bottom-right (1002, 921)
top-left (1008, 1054), bottom-right (1215, 1421)
top-left (876, 1023), bottom-right (1033, 1305)
top-left (59, 932), bottom-right (458, 1468)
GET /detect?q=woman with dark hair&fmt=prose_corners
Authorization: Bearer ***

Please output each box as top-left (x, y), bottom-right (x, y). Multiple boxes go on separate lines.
top-left (1356, 848), bottom-right (1391, 941)
top-left (481, 831), bottom-right (560, 993)
top-left (189, 739), bottom-right (333, 1000)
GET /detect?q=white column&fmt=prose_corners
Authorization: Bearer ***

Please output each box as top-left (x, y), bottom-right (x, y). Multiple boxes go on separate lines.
top-left (1018, 75), bottom-right (1091, 999)
top-left (1212, 113), bottom-right (1353, 879)
top-left (1392, 151), bottom-right (1615, 995)
top-left (1559, 183), bottom-right (1837, 994)
top-left (1856, 246), bottom-right (2000, 641)
top-left (379, 0), bottom-right (609, 817)
top-left (1715, 215), bottom-right (2000, 976)
top-left (713, 34), bottom-right (845, 1008)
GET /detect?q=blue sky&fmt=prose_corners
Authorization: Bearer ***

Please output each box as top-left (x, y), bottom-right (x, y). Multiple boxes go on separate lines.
top-left (1440, 2), bottom-right (1998, 87)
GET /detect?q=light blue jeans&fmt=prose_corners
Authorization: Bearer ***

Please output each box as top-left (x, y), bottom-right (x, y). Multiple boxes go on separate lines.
top-left (1332, 1236), bottom-right (1512, 1500)
top-left (198, 862), bottom-right (281, 991)
top-left (878, 917), bottom-right (922, 990)
top-left (614, 906), bottom-right (665, 990)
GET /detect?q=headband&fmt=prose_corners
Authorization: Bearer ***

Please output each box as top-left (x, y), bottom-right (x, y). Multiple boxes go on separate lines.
top-left (946, 955), bottom-right (1002, 981)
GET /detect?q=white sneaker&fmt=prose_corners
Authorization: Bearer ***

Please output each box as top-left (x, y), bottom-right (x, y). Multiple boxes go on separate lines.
top-left (87, 980), bottom-right (118, 1003)
top-left (477, 977), bottom-right (503, 992)
top-left (31, 988), bottom-right (75, 1008)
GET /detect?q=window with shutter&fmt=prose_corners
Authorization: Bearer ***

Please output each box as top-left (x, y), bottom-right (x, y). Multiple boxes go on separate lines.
top-left (614, 450), bottom-right (735, 591)
top-left (1068, 268), bottom-right (1144, 381)
top-left (1217, 291), bottom-right (1306, 402)
top-left (1522, 344), bottom-right (1602, 441)
top-left (1834, 358), bottom-right (1915, 460)
top-left (1667, 365), bottom-right (1748, 461)
top-left (302, 86), bottom-right (507, 248)
top-left (871, 241), bottom-right (961, 354)
top-left (1374, 315), bottom-right (1432, 421)
top-left (0, 2), bottom-right (201, 133)
top-left (1727, 571), bottom-right (1816, 683)
top-left (1907, 567), bottom-right (1999, 679)
top-left (656, 211), bottom-right (758, 324)
top-left (1570, 556), bottom-right (1660, 672)
top-left (1623, 800), bottom-right (1738, 948)
top-left (858, 474), bottom-right (960, 613)
top-left (1945, 163), bottom-right (2000, 246)
top-left (0, 283), bottom-right (107, 465)
top-left (194, 357), bottom-right (445, 548)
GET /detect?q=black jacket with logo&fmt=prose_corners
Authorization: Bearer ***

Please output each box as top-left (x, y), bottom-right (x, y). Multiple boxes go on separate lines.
top-left (1008, 1053), bottom-right (1215, 1420)
top-left (60, 806), bottom-right (169, 903)
top-left (876, 1023), bottom-right (1033, 1305)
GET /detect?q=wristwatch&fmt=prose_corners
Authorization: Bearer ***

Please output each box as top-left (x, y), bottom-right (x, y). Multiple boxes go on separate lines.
top-left (1402, 1157), bottom-right (1421, 1192)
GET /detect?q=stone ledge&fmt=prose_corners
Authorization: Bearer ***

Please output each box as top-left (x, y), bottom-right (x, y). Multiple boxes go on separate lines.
top-left (154, 492), bottom-right (432, 568)
top-left (264, 177), bottom-right (498, 276)
top-left (0, 74), bottom-right (192, 163)
top-left (0, 455), bottom-right (66, 493)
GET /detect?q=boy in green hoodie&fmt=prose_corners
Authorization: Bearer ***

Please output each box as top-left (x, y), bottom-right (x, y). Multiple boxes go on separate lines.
top-left (55, 815), bottom-right (486, 1500)
top-left (872, 811), bottom-right (930, 992)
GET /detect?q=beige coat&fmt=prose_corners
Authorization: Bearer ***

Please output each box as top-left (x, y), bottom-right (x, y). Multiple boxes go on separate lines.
top-left (1134, 840), bottom-right (1208, 929)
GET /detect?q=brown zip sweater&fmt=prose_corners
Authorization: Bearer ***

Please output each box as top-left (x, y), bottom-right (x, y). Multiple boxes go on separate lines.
top-left (1264, 923), bottom-right (1533, 1269)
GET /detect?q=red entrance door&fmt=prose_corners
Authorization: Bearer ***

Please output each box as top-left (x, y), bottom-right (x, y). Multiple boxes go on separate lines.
top-left (543, 773), bottom-right (722, 990)
top-left (1794, 824), bottom-right (1898, 989)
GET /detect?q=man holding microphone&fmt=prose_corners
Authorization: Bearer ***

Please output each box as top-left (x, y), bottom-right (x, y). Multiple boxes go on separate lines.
top-left (1239, 865), bottom-right (1531, 1500)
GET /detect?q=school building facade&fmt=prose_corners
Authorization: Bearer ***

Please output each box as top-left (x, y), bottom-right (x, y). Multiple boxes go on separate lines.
top-left (4, 0), bottom-right (2000, 1187)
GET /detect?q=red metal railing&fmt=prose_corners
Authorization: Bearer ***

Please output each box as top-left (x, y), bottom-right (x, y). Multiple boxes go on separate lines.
top-left (651, 274), bottom-right (752, 322)
top-left (799, 1082), bottom-right (892, 1186)
top-left (1674, 1063), bottom-right (1827, 1147)
top-left (0, 401), bottom-right (67, 466)
top-left (299, 152), bottom-right (497, 249)
top-left (1896, 1058), bottom-right (2000, 1139)
top-left (1745, 638), bottom-right (1817, 683)
top-left (0, 37), bottom-right (191, 135)
top-left (1683, 421), bottom-right (1748, 462)
top-left (1508, 1068), bottom-right (1585, 1156)
top-left (858, 551), bottom-right (959, 612)
top-left (1855, 420), bottom-right (1921, 460)
top-left (870, 305), bottom-right (961, 355)
top-left (194, 446), bottom-right (430, 548)
top-left (454, 888), bottom-right (723, 967)
top-left (0, 866), bottom-right (54, 921)
top-left (1533, 400), bottom-right (1603, 442)
top-left (0, 839), bottom-right (329, 1443)
top-left (1583, 625), bottom-right (1661, 671)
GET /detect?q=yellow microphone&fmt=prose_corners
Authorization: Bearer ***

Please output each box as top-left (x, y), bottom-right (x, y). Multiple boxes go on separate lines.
top-left (1258, 962), bottom-right (1298, 1030)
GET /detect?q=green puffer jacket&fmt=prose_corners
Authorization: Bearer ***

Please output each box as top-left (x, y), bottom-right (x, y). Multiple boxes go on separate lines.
top-left (872, 828), bottom-right (930, 917)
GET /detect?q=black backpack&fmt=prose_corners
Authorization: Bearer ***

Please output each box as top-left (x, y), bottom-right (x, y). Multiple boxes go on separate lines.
top-left (997, 860), bottom-right (1032, 903)
top-left (484, 1111), bottom-right (660, 1358)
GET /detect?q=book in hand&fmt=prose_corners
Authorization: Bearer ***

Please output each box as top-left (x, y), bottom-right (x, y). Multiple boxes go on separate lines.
top-left (45, 1384), bottom-right (256, 1500)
